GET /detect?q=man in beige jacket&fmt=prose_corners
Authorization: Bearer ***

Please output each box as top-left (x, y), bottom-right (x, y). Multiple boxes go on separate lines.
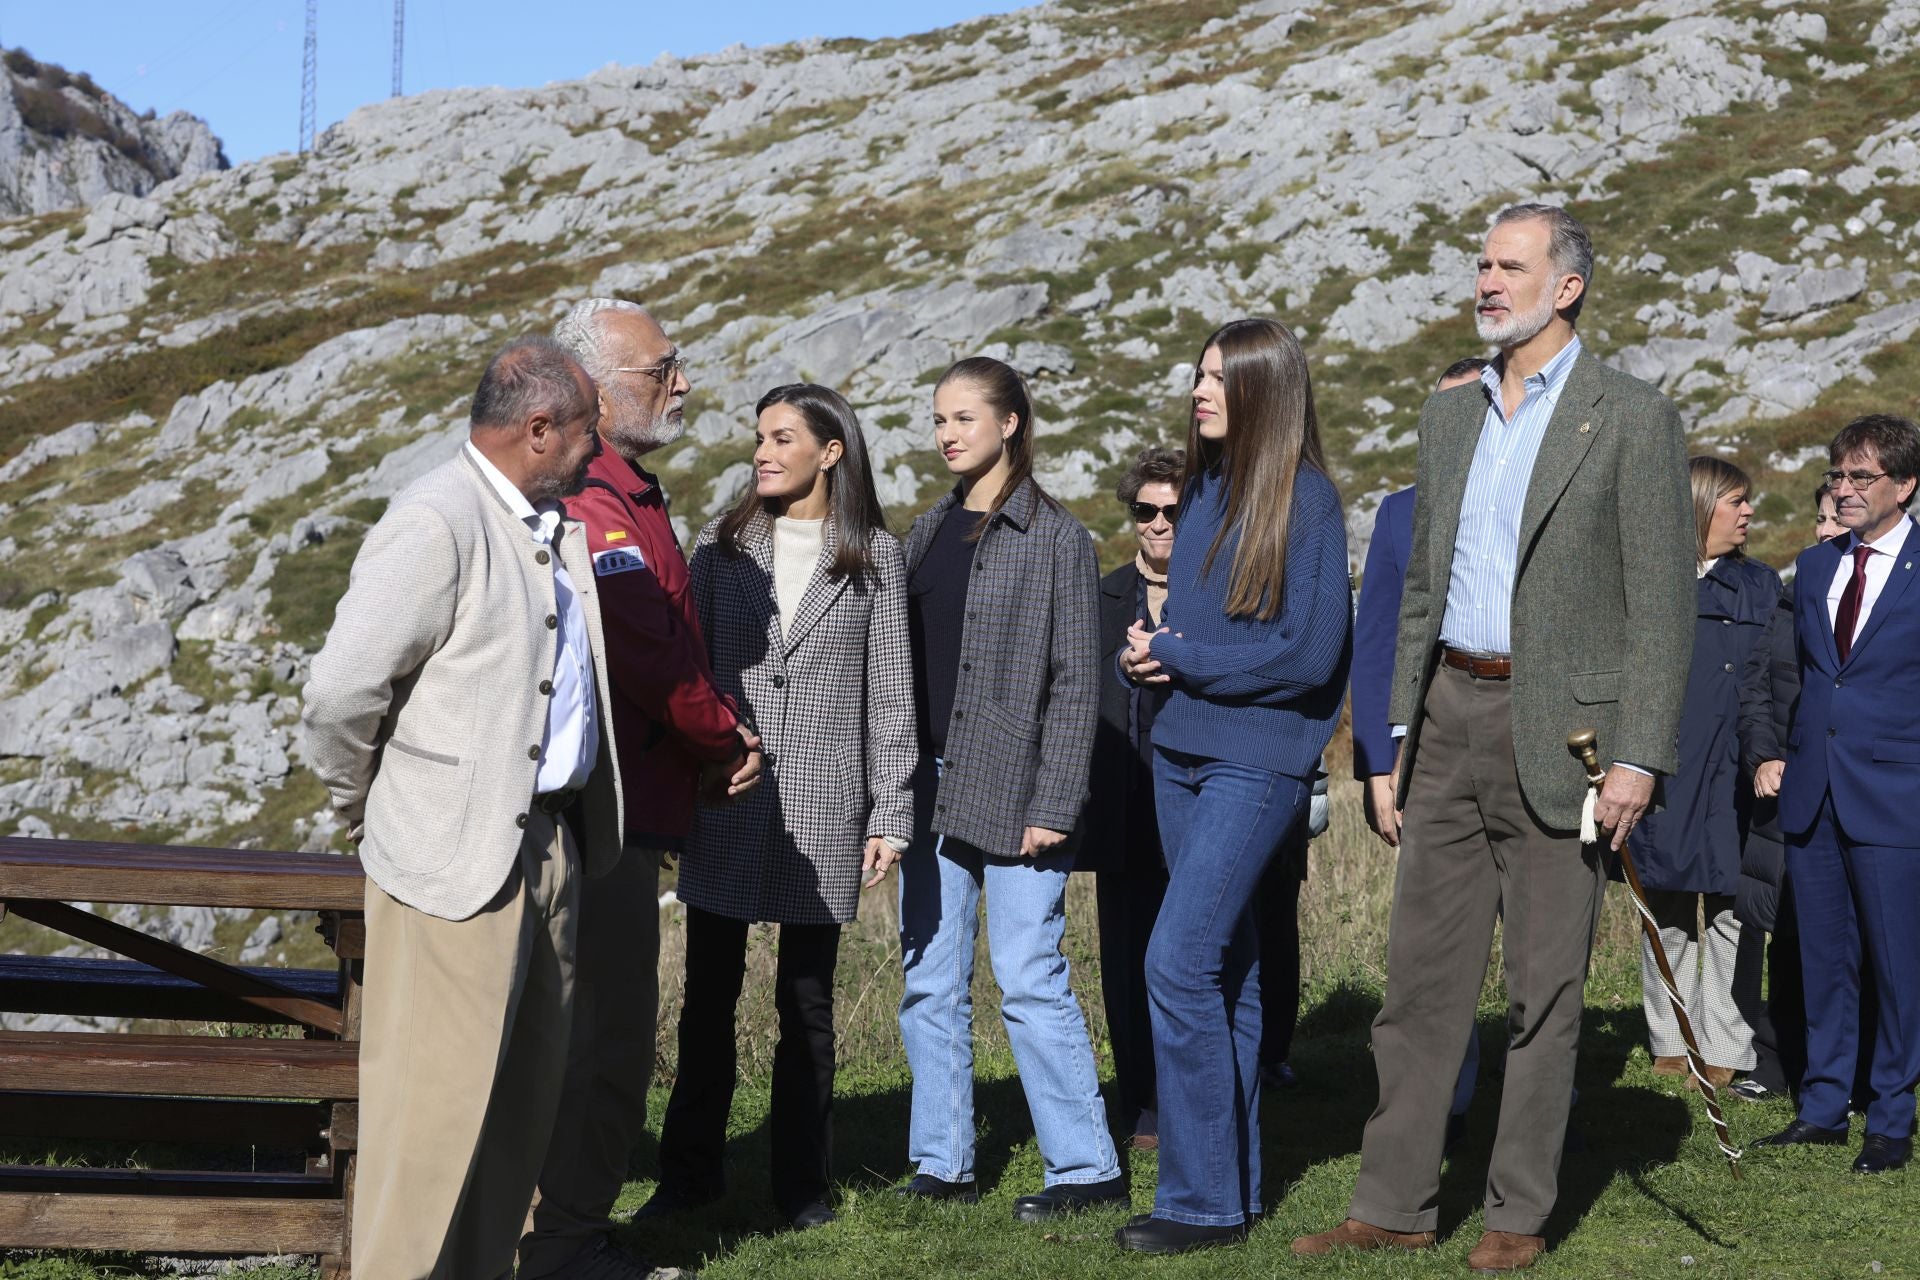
top-left (303, 334), bottom-right (625, 1279)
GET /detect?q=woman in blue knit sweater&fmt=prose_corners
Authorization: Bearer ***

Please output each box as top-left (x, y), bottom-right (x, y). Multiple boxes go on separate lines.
top-left (1116, 318), bottom-right (1352, 1254)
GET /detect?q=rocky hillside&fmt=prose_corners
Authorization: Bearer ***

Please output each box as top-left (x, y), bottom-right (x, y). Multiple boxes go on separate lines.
top-left (1, 48), bottom-right (226, 219)
top-left (0, 0), bottom-right (1916, 875)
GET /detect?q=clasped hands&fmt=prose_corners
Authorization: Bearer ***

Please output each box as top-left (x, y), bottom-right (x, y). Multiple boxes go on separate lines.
top-left (1121, 620), bottom-right (1176, 686)
top-left (698, 722), bottom-right (764, 806)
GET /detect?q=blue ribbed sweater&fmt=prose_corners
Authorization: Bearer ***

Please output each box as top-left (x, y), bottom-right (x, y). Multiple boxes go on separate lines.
top-left (1148, 463), bottom-right (1352, 778)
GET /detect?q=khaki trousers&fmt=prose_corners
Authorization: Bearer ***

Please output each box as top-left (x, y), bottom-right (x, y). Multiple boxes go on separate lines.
top-left (352, 809), bottom-right (578, 1280)
top-left (1351, 663), bottom-right (1605, 1237)
top-left (519, 841), bottom-right (661, 1277)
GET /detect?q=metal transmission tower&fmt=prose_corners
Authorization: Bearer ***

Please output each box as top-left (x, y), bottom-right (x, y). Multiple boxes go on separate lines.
top-left (391, 0), bottom-right (405, 98)
top-left (299, 0), bottom-right (318, 152)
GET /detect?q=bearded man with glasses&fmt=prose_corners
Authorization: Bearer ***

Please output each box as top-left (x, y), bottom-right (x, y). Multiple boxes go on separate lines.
top-left (1753, 413), bottom-right (1920, 1175)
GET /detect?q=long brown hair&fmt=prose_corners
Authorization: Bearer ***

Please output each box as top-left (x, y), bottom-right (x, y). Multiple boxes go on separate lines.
top-left (936, 356), bottom-right (1053, 541)
top-left (1689, 455), bottom-right (1750, 566)
top-left (716, 383), bottom-right (890, 581)
top-left (1186, 318), bottom-right (1329, 622)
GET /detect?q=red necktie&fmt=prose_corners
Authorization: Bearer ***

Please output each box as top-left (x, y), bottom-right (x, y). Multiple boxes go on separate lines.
top-left (1835, 542), bottom-right (1873, 663)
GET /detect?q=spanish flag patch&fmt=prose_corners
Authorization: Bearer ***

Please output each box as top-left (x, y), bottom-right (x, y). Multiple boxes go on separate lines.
top-left (605, 530), bottom-right (628, 543)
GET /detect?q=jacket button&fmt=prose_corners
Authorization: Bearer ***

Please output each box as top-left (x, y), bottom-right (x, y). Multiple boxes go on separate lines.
top-left (771, 675), bottom-right (786, 689)
top-left (515, 813), bottom-right (529, 829)
top-left (528, 745), bottom-right (541, 760)
top-left (546, 614), bottom-right (558, 630)
top-left (536, 549), bottom-right (551, 565)
top-left (975, 560), bottom-right (985, 572)
top-left (539, 679), bottom-right (554, 695)
top-left (954, 709), bottom-right (965, 721)
top-left (1828, 728), bottom-right (1837, 738)
top-left (937, 803), bottom-right (947, 813)
top-left (967, 610), bottom-right (976, 621)
top-left (1723, 663), bottom-right (1734, 673)
top-left (763, 751), bottom-right (776, 767)
top-left (1835, 679), bottom-right (1844, 689)
top-left (1721, 618), bottom-right (1731, 626)
top-left (962, 662), bottom-right (972, 672)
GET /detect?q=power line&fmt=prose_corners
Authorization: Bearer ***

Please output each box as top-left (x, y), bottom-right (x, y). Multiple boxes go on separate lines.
top-left (391, 0), bottom-right (404, 98)
top-left (299, 0), bottom-right (316, 152)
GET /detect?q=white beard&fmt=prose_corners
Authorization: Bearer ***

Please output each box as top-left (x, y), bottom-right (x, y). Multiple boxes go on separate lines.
top-left (1475, 290), bottom-right (1556, 347)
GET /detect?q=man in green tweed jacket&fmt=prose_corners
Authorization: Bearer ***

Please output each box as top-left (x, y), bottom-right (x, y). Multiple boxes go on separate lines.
top-left (1296, 205), bottom-right (1694, 1274)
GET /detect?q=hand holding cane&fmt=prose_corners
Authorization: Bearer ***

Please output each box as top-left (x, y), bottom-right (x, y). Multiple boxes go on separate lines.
top-left (1570, 728), bottom-right (1743, 1179)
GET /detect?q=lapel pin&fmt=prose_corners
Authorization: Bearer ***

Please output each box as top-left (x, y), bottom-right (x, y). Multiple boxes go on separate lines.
top-left (1578, 422), bottom-right (1591, 433)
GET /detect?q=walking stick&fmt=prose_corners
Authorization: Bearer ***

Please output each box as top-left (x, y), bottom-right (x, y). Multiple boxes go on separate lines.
top-left (1569, 728), bottom-right (1743, 1179)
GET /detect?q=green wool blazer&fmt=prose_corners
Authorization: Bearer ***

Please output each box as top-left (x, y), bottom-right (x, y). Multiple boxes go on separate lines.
top-left (1389, 348), bottom-right (1696, 832)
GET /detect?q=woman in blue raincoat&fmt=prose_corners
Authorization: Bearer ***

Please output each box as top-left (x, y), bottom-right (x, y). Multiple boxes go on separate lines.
top-left (1626, 456), bottom-right (1779, 1090)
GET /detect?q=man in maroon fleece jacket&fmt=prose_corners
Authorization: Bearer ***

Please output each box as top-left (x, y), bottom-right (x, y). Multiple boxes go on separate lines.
top-left (522, 298), bottom-right (761, 1280)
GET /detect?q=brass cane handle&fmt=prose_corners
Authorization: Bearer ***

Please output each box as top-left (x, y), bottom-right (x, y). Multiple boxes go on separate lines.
top-left (1567, 728), bottom-right (1601, 778)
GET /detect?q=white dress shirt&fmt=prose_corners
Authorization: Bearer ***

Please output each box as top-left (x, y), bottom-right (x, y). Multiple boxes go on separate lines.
top-left (1826, 516), bottom-right (1915, 644)
top-left (466, 443), bottom-right (598, 793)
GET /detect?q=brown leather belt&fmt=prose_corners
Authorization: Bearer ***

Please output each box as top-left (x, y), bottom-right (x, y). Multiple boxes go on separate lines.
top-left (1441, 646), bottom-right (1512, 680)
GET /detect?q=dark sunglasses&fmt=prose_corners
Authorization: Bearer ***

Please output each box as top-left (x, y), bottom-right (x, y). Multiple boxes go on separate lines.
top-left (1129, 501), bottom-right (1180, 524)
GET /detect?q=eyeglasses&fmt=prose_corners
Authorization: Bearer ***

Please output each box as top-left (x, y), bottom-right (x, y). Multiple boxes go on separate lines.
top-left (1822, 469), bottom-right (1889, 490)
top-left (612, 352), bottom-right (688, 384)
top-left (1129, 501), bottom-right (1180, 524)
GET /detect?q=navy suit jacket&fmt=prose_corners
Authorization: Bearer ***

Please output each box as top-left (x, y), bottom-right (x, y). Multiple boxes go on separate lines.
top-left (1351, 486), bottom-right (1415, 779)
top-left (1780, 516), bottom-right (1920, 848)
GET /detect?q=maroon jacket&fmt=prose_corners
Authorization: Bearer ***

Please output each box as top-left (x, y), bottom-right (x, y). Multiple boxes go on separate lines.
top-left (568, 447), bottom-right (740, 848)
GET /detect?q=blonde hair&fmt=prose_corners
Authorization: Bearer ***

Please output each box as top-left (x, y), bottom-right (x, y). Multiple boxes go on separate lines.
top-left (1689, 455), bottom-right (1750, 564)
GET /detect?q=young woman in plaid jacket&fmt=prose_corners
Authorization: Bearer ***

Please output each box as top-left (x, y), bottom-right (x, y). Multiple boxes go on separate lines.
top-left (894, 356), bottom-right (1126, 1221)
top-left (646, 384), bottom-right (916, 1232)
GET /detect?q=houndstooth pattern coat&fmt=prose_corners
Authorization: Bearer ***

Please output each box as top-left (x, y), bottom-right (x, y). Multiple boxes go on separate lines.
top-left (680, 511), bottom-right (917, 925)
top-left (903, 479), bottom-right (1101, 859)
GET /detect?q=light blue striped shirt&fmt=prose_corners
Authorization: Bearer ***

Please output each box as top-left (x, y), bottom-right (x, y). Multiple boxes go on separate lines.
top-left (1438, 335), bottom-right (1584, 654)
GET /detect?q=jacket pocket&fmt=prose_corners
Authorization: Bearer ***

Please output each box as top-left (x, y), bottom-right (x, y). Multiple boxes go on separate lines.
top-left (365, 743), bottom-right (474, 875)
top-left (983, 698), bottom-right (1043, 745)
top-left (1871, 738), bottom-right (1920, 764)
top-left (1569, 669), bottom-right (1623, 705)
top-left (386, 737), bottom-right (462, 767)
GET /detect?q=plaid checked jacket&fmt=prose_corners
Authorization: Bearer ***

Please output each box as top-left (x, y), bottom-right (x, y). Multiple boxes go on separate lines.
top-left (903, 479), bottom-right (1101, 859)
top-left (680, 511), bottom-right (917, 925)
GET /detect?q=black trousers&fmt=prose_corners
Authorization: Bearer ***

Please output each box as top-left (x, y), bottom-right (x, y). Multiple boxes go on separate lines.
top-left (1095, 790), bottom-right (1169, 1140)
top-left (1255, 825), bottom-right (1308, 1069)
top-left (657, 905), bottom-right (841, 1213)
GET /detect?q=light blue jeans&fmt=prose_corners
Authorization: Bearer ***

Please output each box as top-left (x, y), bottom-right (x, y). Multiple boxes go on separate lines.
top-left (897, 789), bottom-right (1119, 1186)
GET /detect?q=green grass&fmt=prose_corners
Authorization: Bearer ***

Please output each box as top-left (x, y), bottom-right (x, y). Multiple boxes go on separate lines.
top-left (5, 788), bottom-right (1914, 1275)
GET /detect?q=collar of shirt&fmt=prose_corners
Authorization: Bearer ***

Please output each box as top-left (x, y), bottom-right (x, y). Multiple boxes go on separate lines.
top-left (1844, 518), bottom-right (1912, 559)
top-left (1480, 334), bottom-right (1583, 424)
top-left (467, 441), bottom-right (564, 545)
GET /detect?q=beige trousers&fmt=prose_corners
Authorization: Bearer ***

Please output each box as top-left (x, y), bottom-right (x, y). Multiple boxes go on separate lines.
top-left (519, 841), bottom-right (662, 1277)
top-left (352, 809), bottom-right (578, 1280)
top-left (1351, 663), bottom-right (1606, 1237)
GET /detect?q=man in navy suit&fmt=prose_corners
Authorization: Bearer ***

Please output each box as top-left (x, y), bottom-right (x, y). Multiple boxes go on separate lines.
top-left (1755, 413), bottom-right (1920, 1173)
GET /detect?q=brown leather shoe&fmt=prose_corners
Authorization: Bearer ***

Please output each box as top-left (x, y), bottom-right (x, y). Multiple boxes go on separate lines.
top-left (1127, 1133), bottom-right (1159, 1151)
top-left (1651, 1055), bottom-right (1688, 1076)
top-left (1686, 1064), bottom-right (1737, 1093)
top-left (1291, 1217), bottom-right (1436, 1256)
top-left (1467, 1230), bottom-right (1546, 1273)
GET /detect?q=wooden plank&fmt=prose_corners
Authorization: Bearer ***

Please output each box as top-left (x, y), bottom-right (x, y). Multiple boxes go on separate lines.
top-left (327, 1102), bottom-right (358, 1151)
top-left (0, 1165), bottom-right (336, 1197)
top-left (0, 1189), bottom-right (344, 1253)
top-left (0, 1092), bottom-right (328, 1149)
top-left (326, 914), bottom-right (367, 960)
top-left (0, 837), bottom-right (365, 911)
top-left (6, 900), bottom-right (344, 1034)
top-left (0, 954), bottom-right (340, 1024)
top-left (0, 1032), bottom-right (358, 1099)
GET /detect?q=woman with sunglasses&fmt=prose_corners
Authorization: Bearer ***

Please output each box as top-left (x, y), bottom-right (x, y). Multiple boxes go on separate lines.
top-left (1089, 446), bottom-right (1184, 1154)
top-left (1118, 318), bottom-right (1350, 1253)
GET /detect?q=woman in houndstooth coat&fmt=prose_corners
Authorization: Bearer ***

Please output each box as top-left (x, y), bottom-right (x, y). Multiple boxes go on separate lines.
top-left (647, 383), bottom-right (915, 1231)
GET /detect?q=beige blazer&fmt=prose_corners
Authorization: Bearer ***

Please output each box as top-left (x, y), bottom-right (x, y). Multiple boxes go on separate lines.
top-left (303, 450), bottom-right (624, 920)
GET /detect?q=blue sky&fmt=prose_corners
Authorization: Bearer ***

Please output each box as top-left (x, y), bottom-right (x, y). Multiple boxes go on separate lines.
top-left (0, 1), bottom-right (1017, 163)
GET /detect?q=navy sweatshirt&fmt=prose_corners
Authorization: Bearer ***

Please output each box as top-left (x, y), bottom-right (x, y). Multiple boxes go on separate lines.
top-left (1148, 462), bottom-right (1352, 778)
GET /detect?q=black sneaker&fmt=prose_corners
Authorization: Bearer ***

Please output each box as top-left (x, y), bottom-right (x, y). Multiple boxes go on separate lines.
top-left (1730, 1077), bottom-right (1775, 1103)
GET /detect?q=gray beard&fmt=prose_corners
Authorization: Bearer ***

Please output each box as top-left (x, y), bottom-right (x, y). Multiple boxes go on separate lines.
top-left (604, 382), bottom-right (685, 455)
top-left (1475, 291), bottom-right (1556, 347)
